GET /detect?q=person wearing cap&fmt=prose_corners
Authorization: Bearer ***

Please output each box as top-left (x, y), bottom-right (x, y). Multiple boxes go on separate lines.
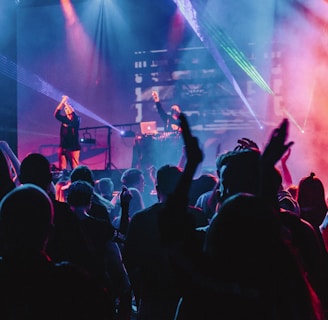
top-left (151, 90), bottom-right (181, 132)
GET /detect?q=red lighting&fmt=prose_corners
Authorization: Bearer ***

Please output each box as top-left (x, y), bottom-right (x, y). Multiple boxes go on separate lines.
top-left (60, 0), bottom-right (77, 27)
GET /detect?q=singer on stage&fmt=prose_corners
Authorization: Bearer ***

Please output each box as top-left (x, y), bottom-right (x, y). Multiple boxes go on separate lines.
top-left (54, 95), bottom-right (81, 170)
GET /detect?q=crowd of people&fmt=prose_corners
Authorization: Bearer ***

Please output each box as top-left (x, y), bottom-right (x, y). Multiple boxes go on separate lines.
top-left (0, 95), bottom-right (328, 319)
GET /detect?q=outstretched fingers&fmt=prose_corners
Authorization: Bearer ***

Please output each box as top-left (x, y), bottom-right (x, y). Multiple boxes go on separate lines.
top-left (262, 118), bottom-right (294, 165)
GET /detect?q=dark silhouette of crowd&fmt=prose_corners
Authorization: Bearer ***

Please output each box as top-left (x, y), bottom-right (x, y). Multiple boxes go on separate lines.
top-left (0, 111), bottom-right (327, 320)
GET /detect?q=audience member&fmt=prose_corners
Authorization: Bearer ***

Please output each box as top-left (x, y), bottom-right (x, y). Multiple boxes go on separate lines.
top-left (203, 193), bottom-right (324, 320)
top-left (123, 164), bottom-right (208, 320)
top-left (194, 138), bottom-right (261, 222)
top-left (0, 184), bottom-right (113, 319)
top-left (188, 173), bottom-right (217, 207)
top-left (18, 153), bottom-right (128, 300)
top-left (67, 180), bottom-right (132, 320)
top-left (95, 177), bottom-right (115, 201)
top-left (70, 165), bottom-right (115, 223)
top-left (111, 168), bottom-right (145, 229)
top-left (298, 172), bottom-right (328, 234)
top-left (277, 176), bottom-right (328, 314)
top-left (18, 153), bottom-right (78, 263)
top-left (194, 180), bottom-right (219, 222)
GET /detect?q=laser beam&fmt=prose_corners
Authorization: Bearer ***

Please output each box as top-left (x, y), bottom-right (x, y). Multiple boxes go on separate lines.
top-left (0, 54), bottom-right (120, 134)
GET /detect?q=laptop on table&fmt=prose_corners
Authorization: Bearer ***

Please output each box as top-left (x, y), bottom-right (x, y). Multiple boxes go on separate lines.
top-left (140, 121), bottom-right (158, 135)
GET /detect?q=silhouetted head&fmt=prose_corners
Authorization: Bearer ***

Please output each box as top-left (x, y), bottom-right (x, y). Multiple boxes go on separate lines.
top-left (121, 168), bottom-right (144, 192)
top-left (156, 165), bottom-right (182, 198)
top-left (19, 153), bottom-right (52, 191)
top-left (67, 180), bottom-right (93, 209)
top-left (95, 178), bottom-right (114, 199)
top-left (215, 149), bottom-right (261, 204)
top-left (189, 173), bottom-right (218, 205)
top-left (204, 193), bottom-right (282, 267)
top-left (0, 184), bottom-right (54, 252)
top-left (298, 172), bottom-right (326, 209)
top-left (70, 165), bottom-right (95, 186)
top-left (297, 172), bottom-right (328, 227)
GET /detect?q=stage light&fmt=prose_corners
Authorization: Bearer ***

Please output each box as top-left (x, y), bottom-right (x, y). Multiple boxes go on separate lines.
top-left (80, 132), bottom-right (96, 144)
top-left (80, 137), bottom-right (96, 144)
top-left (120, 130), bottom-right (135, 138)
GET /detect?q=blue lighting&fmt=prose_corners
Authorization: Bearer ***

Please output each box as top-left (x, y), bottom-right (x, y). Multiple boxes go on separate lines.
top-left (0, 54), bottom-right (121, 134)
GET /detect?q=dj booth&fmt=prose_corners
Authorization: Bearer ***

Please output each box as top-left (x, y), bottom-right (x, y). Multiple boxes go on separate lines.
top-left (132, 132), bottom-right (183, 170)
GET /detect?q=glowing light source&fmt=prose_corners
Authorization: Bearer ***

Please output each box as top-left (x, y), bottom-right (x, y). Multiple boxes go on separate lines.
top-left (60, 0), bottom-right (97, 86)
top-left (60, 0), bottom-right (77, 27)
top-left (120, 130), bottom-right (135, 138)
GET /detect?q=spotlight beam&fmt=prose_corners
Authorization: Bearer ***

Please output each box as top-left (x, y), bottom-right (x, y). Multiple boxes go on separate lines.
top-left (0, 54), bottom-right (120, 134)
top-left (283, 108), bottom-right (304, 133)
top-left (172, 0), bottom-right (263, 129)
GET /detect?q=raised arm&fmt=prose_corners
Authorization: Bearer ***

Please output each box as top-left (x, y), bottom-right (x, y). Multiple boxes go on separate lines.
top-left (261, 118), bottom-right (294, 167)
top-left (151, 91), bottom-right (160, 103)
top-left (177, 145), bottom-right (187, 171)
top-left (280, 147), bottom-right (293, 189)
top-left (259, 118), bottom-right (294, 208)
top-left (54, 95), bottom-right (67, 117)
top-left (152, 90), bottom-right (168, 124)
top-left (118, 185), bottom-right (132, 236)
top-left (159, 113), bottom-right (203, 244)
top-left (177, 113), bottom-right (203, 196)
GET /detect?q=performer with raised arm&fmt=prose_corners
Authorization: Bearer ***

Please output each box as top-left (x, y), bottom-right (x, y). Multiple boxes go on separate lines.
top-left (152, 90), bottom-right (181, 132)
top-left (54, 95), bottom-right (81, 170)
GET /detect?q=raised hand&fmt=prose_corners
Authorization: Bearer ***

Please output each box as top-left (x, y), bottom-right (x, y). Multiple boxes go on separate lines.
top-left (119, 185), bottom-right (132, 235)
top-left (179, 113), bottom-right (203, 167)
top-left (262, 118), bottom-right (294, 166)
top-left (151, 91), bottom-right (160, 103)
top-left (120, 185), bottom-right (132, 208)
